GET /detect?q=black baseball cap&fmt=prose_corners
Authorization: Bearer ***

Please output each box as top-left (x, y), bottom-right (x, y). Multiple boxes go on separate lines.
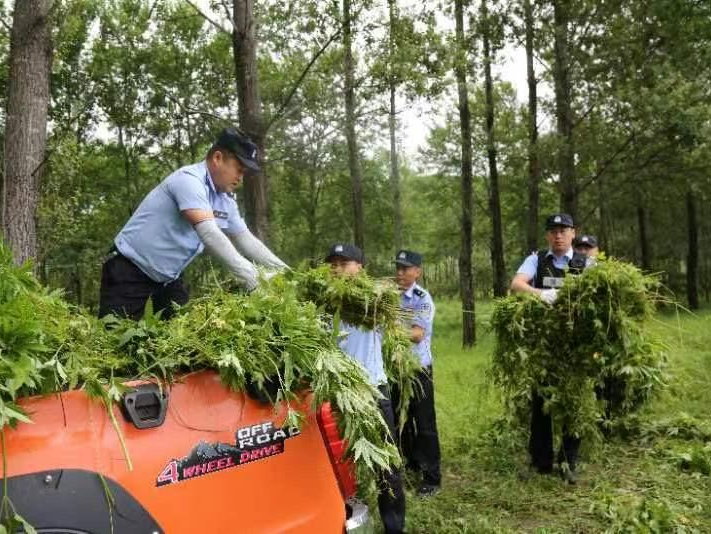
top-left (214, 127), bottom-right (260, 172)
top-left (545, 213), bottom-right (575, 229)
top-left (574, 235), bottom-right (598, 248)
top-left (394, 249), bottom-right (422, 267)
top-left (325, 243), bottom-right (365, 264)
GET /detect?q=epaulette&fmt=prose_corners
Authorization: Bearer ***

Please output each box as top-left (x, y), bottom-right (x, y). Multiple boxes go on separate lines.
top-left (413, 288), bottom-right (425, 297)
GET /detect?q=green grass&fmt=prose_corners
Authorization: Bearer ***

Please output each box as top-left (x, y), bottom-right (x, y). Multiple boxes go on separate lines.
top-left (397, 299), bottom-right (711, 533)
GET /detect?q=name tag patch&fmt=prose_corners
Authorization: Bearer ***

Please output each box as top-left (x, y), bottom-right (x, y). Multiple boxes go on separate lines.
top-left (542, 276), bottom-right (565, 288)
top-left (213, 210), bottom-right (229, 220)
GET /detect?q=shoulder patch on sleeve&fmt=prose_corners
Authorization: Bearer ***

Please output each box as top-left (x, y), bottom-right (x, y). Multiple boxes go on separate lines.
top-left (413, 288), bottom-right (425, 297)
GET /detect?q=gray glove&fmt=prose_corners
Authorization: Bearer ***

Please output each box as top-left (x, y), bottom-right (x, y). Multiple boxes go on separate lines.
top-left (194, 219), bottom-right (258, 290)
top-left (230, 229), bottom-right (288, 270)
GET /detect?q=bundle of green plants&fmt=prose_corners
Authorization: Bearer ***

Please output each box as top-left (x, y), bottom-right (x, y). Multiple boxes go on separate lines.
top-left (284, 266), bottom-right (421, 430)
top-left (382, 322), bottom-right (422, 430)
top-left (490, 258), bottom-right (667, 441)
top-left (0, 242), bottom-right (400, 483)
top-left (290, 265), bottom-right (402, 330)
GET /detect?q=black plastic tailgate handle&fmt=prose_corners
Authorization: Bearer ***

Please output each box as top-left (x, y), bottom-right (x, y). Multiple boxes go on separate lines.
top-left (120, 383), bottom-right (168, 429)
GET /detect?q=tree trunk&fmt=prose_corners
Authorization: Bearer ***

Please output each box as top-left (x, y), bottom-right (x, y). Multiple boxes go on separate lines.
top-left (637, 205), bottom-right (651, 271)
top-left (307, 170), bottom-right (319, 265)
top-left (552, 0), bottom-right (576, 218)
top-left (232, 0), bottom-right (269, 241)
top-left (598, 174), bottom-right (610, 253)
top-left (388, 0), bottom-right (403, 249)
top-left (524, 0), bottom-right (539, 253)
top-left (2, 0), bottom-right (53, 265)
top-left (481, 0), bottom-right (506, 297)
top-left (342, 0), bottom-right (365, 250)
top-left (455, 0), bottom-right (476, 347)
top-left (118, 126), bottom-right (133, 217)
top-left (686, 190), bottom-right (699, 310)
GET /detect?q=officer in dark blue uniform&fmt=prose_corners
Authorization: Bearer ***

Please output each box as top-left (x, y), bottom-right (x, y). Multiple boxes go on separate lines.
top-left (510, 213), bottom-right (584, 484)
top-left (393, 250), bottom-right (442, 497)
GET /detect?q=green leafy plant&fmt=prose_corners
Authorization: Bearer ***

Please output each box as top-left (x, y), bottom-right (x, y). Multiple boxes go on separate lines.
top-left (286, 265), bottom-right (421, 430)
top-left (593, 494), bottom-right (697, 533)
top-left (0, 241), bottom-right (419, 489)
top-left (490, 258), bottom-right (668, 442)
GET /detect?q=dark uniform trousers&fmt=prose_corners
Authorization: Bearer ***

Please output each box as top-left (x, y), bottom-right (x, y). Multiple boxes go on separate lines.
top-left (98, 249), bottom-right (189, 321)
top-left (393, 366), bottom-right (442, 487)
top-left (529, 391), bottom-right (581, 472)
top-left (377, 385), bottom-right (406, 534)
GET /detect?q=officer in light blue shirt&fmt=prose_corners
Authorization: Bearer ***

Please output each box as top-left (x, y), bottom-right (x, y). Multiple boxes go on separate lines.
top-left (325, 243), bottom-right (405, 534)
top-left (336, 322), bottom-right (387, 387)
top-left (393, 249), bottom-right (441, 496)
top-left (510, 213), bottom-right (582, 484)
top-left (511, 213), bottom-right (576, 305)
top-left (99, 128), bottom-right (287, 320)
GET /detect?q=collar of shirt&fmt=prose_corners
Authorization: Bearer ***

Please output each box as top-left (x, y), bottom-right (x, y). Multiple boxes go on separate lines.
top-left (545, 248), bottom-right (574, 262)
top-left (204, 162), bottom-right (218, 194)
top-left (402, 282), bottom-right (417, 299)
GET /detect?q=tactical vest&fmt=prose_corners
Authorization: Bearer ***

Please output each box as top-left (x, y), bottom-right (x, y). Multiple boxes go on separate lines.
top-left (534, 251), bottom-right (567, 289)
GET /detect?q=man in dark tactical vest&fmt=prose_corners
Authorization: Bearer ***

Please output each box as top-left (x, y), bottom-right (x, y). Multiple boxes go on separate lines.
top-left (510, 213), bottom-right (587, 484)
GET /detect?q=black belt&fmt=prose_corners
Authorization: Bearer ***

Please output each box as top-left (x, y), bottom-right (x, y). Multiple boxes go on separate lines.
top-left (104, 245), bottom-right (121, 263)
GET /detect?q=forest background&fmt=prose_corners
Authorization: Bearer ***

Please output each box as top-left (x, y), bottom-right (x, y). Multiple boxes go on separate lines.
top-left (1, 0), bottom-right (710, 347)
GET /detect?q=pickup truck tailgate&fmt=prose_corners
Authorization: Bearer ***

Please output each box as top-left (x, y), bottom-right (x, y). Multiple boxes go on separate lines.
top-left (2, 371), bottom-right (346, 533)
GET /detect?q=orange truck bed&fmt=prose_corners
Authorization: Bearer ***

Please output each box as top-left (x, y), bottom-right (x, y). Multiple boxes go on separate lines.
top-left (1, 370), bottom-right (370, 533)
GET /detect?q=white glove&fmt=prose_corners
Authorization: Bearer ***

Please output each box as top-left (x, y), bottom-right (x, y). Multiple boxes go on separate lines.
top-left (262, 270), bottom-right (280, 281)
top-left (540, 288), bottom-right (558, 305)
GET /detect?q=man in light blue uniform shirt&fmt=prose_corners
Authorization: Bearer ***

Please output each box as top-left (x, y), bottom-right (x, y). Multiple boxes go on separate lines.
top-left (325, 243), bottom-right (405, 534)
top-left (99, 128), bottom-right (287, 320)
top-left (336, 320), bottom-right (388, 387)
top-left (393, 249), bottom-right (441, 497)
top-left (510, 213), bottom-right (583, 484)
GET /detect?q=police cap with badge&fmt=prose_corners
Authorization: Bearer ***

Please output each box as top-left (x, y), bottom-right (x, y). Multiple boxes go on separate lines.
top-left (395, 250), bottom-right (429, 302)
top-left (539, 213), bottom-right (588, 289)
top-left (394, 249), bottom-right (422, 267)
top-left (214, 127), bottom-right (261, 172)
top-left (325, 243), bottom-right (365, 264)
top-left (545, 213), bottom-right (575, 230)
top-left (573, 234), bottom-right (598, 249)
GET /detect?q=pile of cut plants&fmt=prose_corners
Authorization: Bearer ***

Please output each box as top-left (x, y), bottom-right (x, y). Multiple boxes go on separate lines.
top-left (490, 257), bottom-right (668, 443)
top-left (289, 266), bottom-right (422, 429)
top-left (0, 242), bottom-right (419, 486)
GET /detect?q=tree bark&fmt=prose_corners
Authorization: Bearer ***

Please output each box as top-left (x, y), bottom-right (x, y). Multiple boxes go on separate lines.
top-left (342, 0), bottom-right (365, 250)
top-left (455, 0), bottom-right (476, 347)
top-left (552, 0), bottom-right (576, 218)
top-left (597, 174), bottom-right (611, 254)
top-left (2, 0), bottom-right (53, 266)
top-left (686, 190), bottom-right (699, 310)
top-left (232, 0), bottom-right (269, 240)
top-left (637, 205), bottom-right (651, 271)
top-left (307, 169), bottom-right (321, 265)
top-left (388, 0), bottom-right (403, 249)
top-left (481, 0), bottom-right (506, 297)
top-left (524, 0), bottom-right (539, 253)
